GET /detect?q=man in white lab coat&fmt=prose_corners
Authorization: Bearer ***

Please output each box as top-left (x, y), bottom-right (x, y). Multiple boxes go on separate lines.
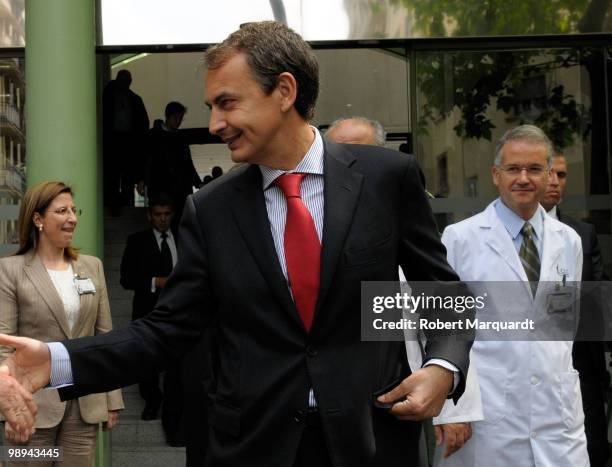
top-left (435, 124), bottom-right (588, 466)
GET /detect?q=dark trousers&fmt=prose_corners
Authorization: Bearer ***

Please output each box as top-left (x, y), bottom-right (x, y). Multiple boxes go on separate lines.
top-left (162, 366), bottom-right (185, 446)
top-left (573, 341), bottom-right (610, 466)
top-left (104, 132), bottom-right (140, 208)
top-left (138, 374), bottom-right (162, 411)
top-left (292, 410), bottom-right (333, 467)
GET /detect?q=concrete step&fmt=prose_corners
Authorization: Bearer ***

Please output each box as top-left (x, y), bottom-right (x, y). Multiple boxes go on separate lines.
top-left (105, 242), bottom-right (128, 258)
top-left (108, 298), bottom-right (132, 318)
top-left (111, 446), bottom-right (185, 467)
top-left (106, 270), bottom-right (122, 287)
top-left (108, 284), bottom-right (133, 301)
top-left (105, 256), bottom-right (122, 272)
top-left (119, 385), bottom-right (146, 419)
top-left (112, 417), bottom-right (167, 447)
top-left (104, 206), bottom-right (148, 219)
top-left (112, 315), bottom-right (132, 330)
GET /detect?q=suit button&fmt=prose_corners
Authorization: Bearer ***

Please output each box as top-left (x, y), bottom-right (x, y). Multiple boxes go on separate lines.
top-left (530, 376), bottom-right (539, 385)
top-left (293, 411), bottom-right (304, 423)
top-left (307, 347), bottom-right (318, 357)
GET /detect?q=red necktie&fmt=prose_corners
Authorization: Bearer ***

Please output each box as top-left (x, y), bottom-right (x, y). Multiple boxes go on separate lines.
top-left (275, 174), bottom-right (321, 331)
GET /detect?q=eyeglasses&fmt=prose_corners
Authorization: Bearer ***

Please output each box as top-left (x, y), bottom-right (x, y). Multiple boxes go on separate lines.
top-left (497, 165), bottom-right (549, 177)
top-left (52, 206), bottom-right (82, 217)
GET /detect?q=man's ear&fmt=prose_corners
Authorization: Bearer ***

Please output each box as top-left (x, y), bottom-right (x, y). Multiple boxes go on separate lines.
top-left (491, 166), bottom-right (500, 187)
top-left (276, 72), bottom-right (297, 112)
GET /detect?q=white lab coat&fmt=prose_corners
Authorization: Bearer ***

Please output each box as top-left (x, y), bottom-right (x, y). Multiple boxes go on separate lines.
top-left (434, 201), bottom-right (588, 467)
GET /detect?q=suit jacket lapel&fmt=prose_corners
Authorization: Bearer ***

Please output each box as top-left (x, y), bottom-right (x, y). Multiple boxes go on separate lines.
top-left (230, 165), bottom-right (301, 327)
top-left (23, 251), bottom-right (72, 337)
top-left (316, 143), bottom-right (363, 317)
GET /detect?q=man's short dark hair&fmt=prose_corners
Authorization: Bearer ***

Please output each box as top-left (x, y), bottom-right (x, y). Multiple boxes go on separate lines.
top-left (211, 166), bottom-right (223, 179)
top-left (204, 21), bottom-right (319, 121)
top-left (148, 193), bottom-right (174, 212)
top-left (165, 101), bottom-right (187, 119)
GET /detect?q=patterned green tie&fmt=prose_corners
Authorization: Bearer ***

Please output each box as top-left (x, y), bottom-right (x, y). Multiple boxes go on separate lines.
top-left (520, 222), bottom-right (540, 295)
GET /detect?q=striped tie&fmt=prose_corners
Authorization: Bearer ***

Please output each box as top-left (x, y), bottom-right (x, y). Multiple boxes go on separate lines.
top-left (520, 222), bottom-right (540, 295)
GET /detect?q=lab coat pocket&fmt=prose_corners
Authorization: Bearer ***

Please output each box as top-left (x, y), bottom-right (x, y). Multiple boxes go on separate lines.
top-left (560, 371), bottom-right (584, 430)
top-left (478, 366), bottom-right (508, 425)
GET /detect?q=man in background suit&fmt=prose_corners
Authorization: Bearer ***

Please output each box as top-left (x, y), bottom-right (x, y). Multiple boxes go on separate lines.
top-left (119, 195), bottom-right (183, 445)
top-left (541, 152), bottom-right (610, 467)
top-left (144, 101), bottom-right (202, 231)
top-left (102, 69), bottom-right (150, 212)
top-left (0, 22), bottom-right (471, 466)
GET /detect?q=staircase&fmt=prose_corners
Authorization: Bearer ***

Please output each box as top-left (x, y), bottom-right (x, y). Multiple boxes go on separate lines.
top-left (104, 207), bottom-right (185, 467)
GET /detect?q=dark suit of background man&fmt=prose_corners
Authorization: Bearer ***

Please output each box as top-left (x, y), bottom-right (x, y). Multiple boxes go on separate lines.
top-left (119, 196), bottom-right (185, 445)
top-left (541, 153), bottom-right (610, 467)
top-left (0, 21), bottom-right (472, 467)
top-left (102, 69), bottom-right (150, 211)
top-left (144, 101), bottom-right (202, 231)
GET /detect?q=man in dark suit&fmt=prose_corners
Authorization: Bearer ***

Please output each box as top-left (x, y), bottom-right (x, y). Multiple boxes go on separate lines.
top-left (541, 152), bottom-right (610, 467)
top-left (0, 22), bottom-right (471, 467)
top-left (144, 101), bottom-right (202, 231)
top-left (119, 195), bottom-right (177, 423)
top-left (102, 69), bottom-right (150, 211)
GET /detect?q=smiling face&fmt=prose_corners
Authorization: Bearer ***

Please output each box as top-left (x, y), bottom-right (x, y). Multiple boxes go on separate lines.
top-left (33, 192), bottom-right (78, 251)
top-left (492, 139), bottom-right (549, 220)
top-left (205, 53), bottom-right (288, 166)
top-left (541, 155), bottom-right (568, 212)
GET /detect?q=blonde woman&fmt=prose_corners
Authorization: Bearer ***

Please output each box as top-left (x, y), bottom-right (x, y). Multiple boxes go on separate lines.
top-left (0, 181), bottom-right (123, 467)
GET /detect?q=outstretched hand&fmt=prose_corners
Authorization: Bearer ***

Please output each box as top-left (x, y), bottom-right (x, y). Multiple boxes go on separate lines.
top-left (0, 370), bottom-right (37, 442)
top-left (0, 334), bottom-right (52, 393)
top-left (377, 365), bottom-right (453, 421)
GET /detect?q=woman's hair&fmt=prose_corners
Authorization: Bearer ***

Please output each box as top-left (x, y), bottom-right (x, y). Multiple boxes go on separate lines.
top-left (15, 181), bottom-right (79, 259)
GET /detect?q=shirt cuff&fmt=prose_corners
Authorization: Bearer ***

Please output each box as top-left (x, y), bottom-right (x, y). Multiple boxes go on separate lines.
top-left (47, 342), bottom-right (74, 388)
top-left (151, 277), bottom-right (157, 293)
top-left (423, 358), bottom-right (459, 394)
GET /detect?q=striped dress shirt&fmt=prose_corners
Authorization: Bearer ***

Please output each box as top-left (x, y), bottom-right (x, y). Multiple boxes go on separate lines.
top-left (259, 127), bottom-right (324, 407)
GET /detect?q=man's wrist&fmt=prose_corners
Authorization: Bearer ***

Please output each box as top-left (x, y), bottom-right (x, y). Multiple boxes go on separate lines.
top-left (47, 342), bottom-right (74, 388)
top-left (423, 359), bottom-right (459, 394)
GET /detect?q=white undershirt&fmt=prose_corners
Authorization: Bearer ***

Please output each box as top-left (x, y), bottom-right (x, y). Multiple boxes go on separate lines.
top-left (47, 264), bottom-right (80, 331)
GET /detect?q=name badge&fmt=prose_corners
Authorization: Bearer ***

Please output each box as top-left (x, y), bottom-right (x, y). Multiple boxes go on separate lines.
top-left (74, 276), bottom-right (96, 295)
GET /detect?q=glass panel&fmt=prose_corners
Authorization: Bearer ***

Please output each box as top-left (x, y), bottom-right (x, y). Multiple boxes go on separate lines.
top-left (313, 48), bottom-right (411, 150)
top-left (415, 47), bottom-right (612, 271)
top-left (98, 0), bottom-right (612, 45)
top-left (107, 52), bottom-right (232, 183)
top-left (0, 0), bottom-right (24, 47)
top-left (106, 47), bottom-right (411, 184)
top-left (0, 56), bottom-right (24, 254)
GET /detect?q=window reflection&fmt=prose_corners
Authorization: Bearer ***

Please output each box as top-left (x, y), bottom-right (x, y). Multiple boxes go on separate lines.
top-left (416, 47), bottom-right (611, 270)
top-left (0, 57), bottom-right (24, 252)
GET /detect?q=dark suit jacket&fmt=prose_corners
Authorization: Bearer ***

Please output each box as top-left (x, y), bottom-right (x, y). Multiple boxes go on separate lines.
top-left (559, 213), bottom-right (604, 283)
top-left (559, 212), bottom-right (607, 339)
top-left (120, 229), bottom-right (175, 321)
top-left (61, 142), bottom-right (471, 466)
top-left (144, 126), bottom-right (202, 205)
top-left (559, 210), bottom-right (610, 465)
